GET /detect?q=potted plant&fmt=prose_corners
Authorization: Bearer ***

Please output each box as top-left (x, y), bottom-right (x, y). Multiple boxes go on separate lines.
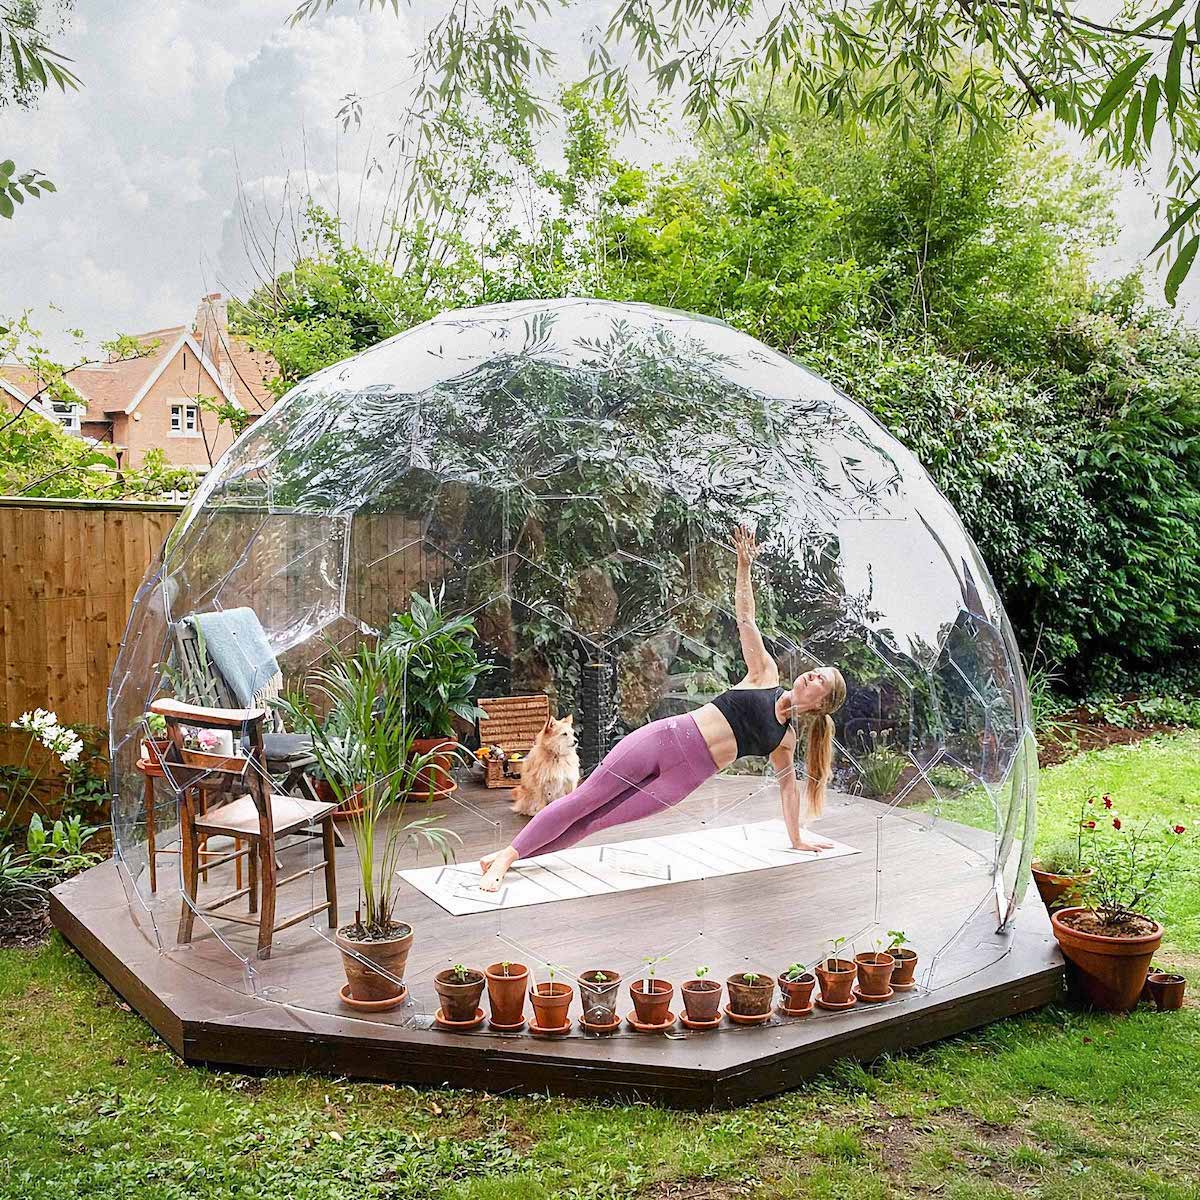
top-left (434, 963), bottom-right (486, 1023)
top-left (485, 960), bottom-right (529, 1028)
top-left (180, 725), bottom-right (243, 772)
top-left (578, 968), bottom-right (623, 1028)
top-left (815, 936), bottom-right (857, 1009)
top-left (629, 956), bottom-right (673, 1027)
top-left (1051, 803), bottom-right (1186, 1012)
top-left (886, 930), bottom-right (919, 991)
top-left (141, 711), bottom-right (170, 765)
top-left (777, 962), bottom-right (817, 1014)
top-left (529, 964), bottom-right (573, 1031)
top-left (382, 588), bottom-right (494, 801)
top-left (855, 940), bottom-right (895, 1001)
top-left (277, 640), bottom-right (462, 1011)
top-left (680, 965), bottom-right (723, 1025)
top-left (726, 969), bottom-right (775, 1023)
top-left (1145, 965), bottom-right (1186, 1011)
top-left (1032, 797), bottom-right (1100, 910)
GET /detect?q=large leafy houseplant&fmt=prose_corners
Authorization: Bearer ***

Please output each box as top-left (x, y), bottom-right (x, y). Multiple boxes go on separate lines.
top-left (381, 588), bottom-right (492, 738)
top-left (275, 639), bottom-right (462, 1007)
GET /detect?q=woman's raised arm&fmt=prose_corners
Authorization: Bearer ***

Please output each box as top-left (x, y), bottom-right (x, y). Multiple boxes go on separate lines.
top-left (732, 525), bottom-right (775, 682)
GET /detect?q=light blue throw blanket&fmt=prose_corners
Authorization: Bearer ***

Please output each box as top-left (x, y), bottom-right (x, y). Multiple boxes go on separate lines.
top-left (188, 608), bottom-right (279, 707)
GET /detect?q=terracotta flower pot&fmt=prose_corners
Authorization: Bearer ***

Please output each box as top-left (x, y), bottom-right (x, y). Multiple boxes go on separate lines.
top-left (681, 978), bottom-right (723, 1022)
top-left (855, 951), bottom-right (895, 998)
top-left (1146, 971), bottom-right (1186, 1011)
top-left (529, 981), bottom-right (573, 1029)
top-left (630, 978), bottom-right (674, 1025)
top-left (1051, 907), bottom-right (1164, 1012)
top-left (410, 736), bottom-right (458, 802)
top-left (889, 948), bottom-right (919, 989)
top-left (816, 957), bottom-right (857, 1006)
top-left (1032, 863), bottom-right (1094, 911)
top-left (316, 778), bottom-right (365, 818)
top-left (726, 971), bottom-right (775, 1017)
top-left (485, 962), bottom-right (529, 1026)
top-left (335, 923), bottom-right (412, 1005)
top-left (434, 967), bottom-right (486, 1022)
top-left (777, 971), bottom-right (817, 1012)
top-left (141, 737), bottom-right (171, 766)
top-left (578, 969), bottom-right (622, 1024)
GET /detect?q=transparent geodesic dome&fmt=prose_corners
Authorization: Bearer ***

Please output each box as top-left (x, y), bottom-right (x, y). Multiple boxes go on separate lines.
top-left (107, 298), bottom-right (1036, 1017)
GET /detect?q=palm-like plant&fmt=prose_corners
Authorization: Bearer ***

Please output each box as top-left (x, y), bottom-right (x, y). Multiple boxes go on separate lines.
top-left (276, 639), bottom-right (461, 938)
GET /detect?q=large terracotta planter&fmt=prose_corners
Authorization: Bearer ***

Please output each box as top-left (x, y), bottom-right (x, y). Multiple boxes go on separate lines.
top-left (410, 737), bottom-right (458, 802)
top-left (434, 967), bottom-right (486, 1022)
top-left (1032, 863), bottom-right (1094, 911)
top-left (1051, 907), bottom-right (1163, 1012)
top-left (335, 923), bottom-right (412, 1007)
top-left (485, 961), bottom-right (529, 1026)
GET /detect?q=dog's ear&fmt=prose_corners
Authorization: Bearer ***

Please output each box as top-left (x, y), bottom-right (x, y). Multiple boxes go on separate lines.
top-left (542, 717), bottom-right (554, 734)
top-left (563, 714), bottom-right (574, 725)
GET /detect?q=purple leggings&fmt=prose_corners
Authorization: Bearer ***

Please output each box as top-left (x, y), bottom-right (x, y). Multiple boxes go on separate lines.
top-left (511, 714), bottom-right (719, 858)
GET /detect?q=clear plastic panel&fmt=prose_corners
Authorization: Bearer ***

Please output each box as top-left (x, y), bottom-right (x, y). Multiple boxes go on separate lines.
top-left (108, 298), bottom-right (1036, 1026)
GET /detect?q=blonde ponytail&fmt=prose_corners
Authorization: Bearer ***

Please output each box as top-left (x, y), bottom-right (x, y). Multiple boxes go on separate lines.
top-left (804, 714), bottom-right (835, 818)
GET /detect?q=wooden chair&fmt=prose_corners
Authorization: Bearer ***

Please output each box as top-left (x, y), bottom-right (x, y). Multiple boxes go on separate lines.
top-left (173, 616), bottom-right (344, 847)
top-left (152, 698), bottom-right (339, 960)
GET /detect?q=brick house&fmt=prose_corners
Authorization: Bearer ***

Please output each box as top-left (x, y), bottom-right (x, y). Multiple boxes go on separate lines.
top-left (1, 295), bottom-right (278, 472)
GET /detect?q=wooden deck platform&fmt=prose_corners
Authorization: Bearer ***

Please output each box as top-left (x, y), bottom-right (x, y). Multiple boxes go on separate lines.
top-left (51, 778), bottom-right (1063, 1109)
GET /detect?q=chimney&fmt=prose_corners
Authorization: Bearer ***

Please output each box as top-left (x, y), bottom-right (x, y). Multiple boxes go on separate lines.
top-left (192, 293), bottom-right (233, 392)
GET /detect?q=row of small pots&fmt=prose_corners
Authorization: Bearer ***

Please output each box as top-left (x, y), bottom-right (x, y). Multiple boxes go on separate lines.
top-left (427, 950), bottom-right (921, 1033)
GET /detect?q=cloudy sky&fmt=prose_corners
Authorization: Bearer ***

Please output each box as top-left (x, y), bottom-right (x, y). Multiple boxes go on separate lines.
top-left (0, 0), bottom-right (1187, 355)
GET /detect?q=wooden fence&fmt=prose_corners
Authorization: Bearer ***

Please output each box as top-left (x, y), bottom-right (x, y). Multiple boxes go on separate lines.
top-left (0, 498), bottom-right (183, 729)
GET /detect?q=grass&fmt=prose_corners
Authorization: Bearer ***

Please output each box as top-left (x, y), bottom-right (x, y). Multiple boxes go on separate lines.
top-left (2, 733), bottom-right (1200, 1198)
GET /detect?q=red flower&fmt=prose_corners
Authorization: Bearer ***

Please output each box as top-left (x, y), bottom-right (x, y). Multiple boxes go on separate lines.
top-left (1081, 820), bottom-right (1096, 829)
top-left (1112, 818), bottom-right (1121, 830)
top-left (1173, 824), bottom-right (1186, 835)
top-left (1103, 795), bottom-right (1113, 810)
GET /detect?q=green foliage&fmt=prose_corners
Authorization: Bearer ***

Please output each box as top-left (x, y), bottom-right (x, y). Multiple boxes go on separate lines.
top-left (381, 589), bottom-right (493, 738)
top-left (858, 731), bottom-right (905, 799)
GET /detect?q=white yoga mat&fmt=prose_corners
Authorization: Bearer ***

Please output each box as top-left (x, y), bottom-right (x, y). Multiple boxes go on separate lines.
top-left (398, 819), bottom-right (859, 916)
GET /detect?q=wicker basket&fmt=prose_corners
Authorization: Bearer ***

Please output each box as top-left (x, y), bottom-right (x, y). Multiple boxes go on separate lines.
top-left (477, 695), bottom-right (551, 789)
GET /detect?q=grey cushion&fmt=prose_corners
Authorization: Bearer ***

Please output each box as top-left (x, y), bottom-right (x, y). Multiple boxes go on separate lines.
top-left (262, 732), bottom-right (316, 766)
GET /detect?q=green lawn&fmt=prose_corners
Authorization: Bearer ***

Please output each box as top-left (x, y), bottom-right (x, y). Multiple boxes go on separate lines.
top-left (3, 733), bottom-right (1199, 1200)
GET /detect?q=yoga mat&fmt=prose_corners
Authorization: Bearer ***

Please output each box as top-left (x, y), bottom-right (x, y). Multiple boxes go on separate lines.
top-left (397, 819), bottom-right (859, 916)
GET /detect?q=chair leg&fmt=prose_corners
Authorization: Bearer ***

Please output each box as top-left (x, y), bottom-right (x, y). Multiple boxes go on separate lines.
top-left (322, 816), bottom-right (338, 929)
top-left (257, 831), bottom-right (277, 960)
top-left (247, 838), bottom-right (258, 914)
top-left (176, 813), bottom-right (199, 946)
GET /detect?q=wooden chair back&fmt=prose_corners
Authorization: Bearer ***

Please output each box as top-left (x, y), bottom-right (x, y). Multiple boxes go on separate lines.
top-left (172, 616), bottom-right (283, 731)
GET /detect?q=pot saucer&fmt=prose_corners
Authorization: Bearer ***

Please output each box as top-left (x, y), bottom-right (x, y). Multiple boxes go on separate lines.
top-left (580, 1015), bottom-right (622, 1034)
top-left (626, 1010), bottom-right (676, 1032)
top-left (778, 1002), bottom-right (814, 1018)
top-left (853, 985), bottom-right (894, 1004)
top-left (529, 1018), bottom-right (572, 1036)
top-left (339, 982), bottom-right (408, 1012)
top-left (434, 1006), bottom-right (485, 1030)
top-left (723, 1005), bottom-right (771, 1026)
top-left (891, 979), bottom-right (917, 992)
top-left (816, 994), bottom-right (857, 1011)
top-left (487, 1016), bottom-right (527, 1032)
top-left (679, 1012), bottom-right (723, 1030)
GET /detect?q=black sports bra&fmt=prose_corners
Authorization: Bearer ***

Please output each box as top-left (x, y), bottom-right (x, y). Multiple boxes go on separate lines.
top-left (711, 686), bottom-right (790, 758)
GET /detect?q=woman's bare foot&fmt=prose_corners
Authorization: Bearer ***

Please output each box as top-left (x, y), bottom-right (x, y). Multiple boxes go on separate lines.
top-left (791, 828), bottom-right (835, 852)
top-left (478, 846), bottom-right (519, 892)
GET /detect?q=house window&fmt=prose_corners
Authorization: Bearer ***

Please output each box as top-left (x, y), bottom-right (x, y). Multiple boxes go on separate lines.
top-left (170, 403), bottom-right (200, 435)
top-left (49, 400), bottom-right (80, 433)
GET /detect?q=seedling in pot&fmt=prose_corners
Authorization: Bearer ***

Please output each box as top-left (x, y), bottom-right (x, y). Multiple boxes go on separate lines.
top-left (695, 965), bottom-right (710, 980)
top-left (887, 929), bottom-right (908, 952)
top-left (826, 935), bottom-right (850, 969)
top-left (742, 972), bottom-right (761, 984)
top-left (782, 962), bottom-right (809, 982)
top-left (643, 955), bottom-right (668, 988)
top-left (450, 963), bottom-right (473, 983)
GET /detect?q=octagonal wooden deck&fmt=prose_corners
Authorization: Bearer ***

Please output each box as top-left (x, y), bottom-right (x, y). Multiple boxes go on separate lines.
top-left (51, 779), bottom-right (1063, 1109)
